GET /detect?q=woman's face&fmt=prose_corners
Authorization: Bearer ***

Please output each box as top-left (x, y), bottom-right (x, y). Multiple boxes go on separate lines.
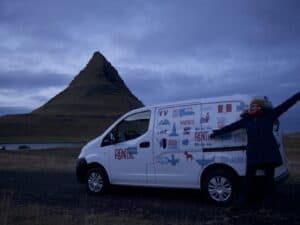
top-left (249, 103), bottom-right (262, 114)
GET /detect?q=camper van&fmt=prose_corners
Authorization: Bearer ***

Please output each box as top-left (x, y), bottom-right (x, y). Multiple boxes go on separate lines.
top-left (76, 95), bottom-right (289, 204)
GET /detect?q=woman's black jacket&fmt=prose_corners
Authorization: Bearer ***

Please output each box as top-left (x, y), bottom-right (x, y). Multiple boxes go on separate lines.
top-left (211, 92), bottom-right (300, 167)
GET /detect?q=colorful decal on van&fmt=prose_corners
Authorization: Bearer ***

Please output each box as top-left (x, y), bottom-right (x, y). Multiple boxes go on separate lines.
top-left (169, 154), bottom-right (180, 165)
top-left (218, 104), bottom-right (232, 113)
top-left (200, 112), bottom-right (210, 123)
top-left (115, 147), bottom-right (138, 160)
top-left (180, 120), bottom-right (194, 126)
top-left (182, 139), bottom-right (189, 146)
top-left (183, 127), bottom-right (191, 135)
top-left (173, 107), bottom-right (195, 118)
top-left (157, 129), bottom-right (168, 135)
top-left (158, 119), bottom-right (171, 126)
top-left (159, 109), bottom-right (168, 117)
top-left (155, 154), bottom-right (180, 166)
top-left (184, 151), bottom-right (193, 161)
top-left (195, 131), bottom-right (210, 146)
top-left (167, 139), bottom-right (178, 150)
top-left (169, 124), bottom-right (179, 136)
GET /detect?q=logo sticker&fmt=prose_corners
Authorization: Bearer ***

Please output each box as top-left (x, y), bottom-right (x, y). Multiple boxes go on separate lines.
top-left (158, 129), bottom-right (168, 135)
top-left (195, 131), bottom-right (210, 146)
top-left (169, 123), bottom-right (179, 136)
top-left (173, 107), bottom-right (195, 117)
top-left (158, 119), bottom-right (171, 126)
top-left (218, 104), bottom-right (232, 113)
top-left (182, 139), bottom-right (189, 145)
top-left (159, 110), bottom-right (168, 116)
top-left (180, 120), bottom-right (194, 126)
top-left (156, 154), bottom-right (180, 166)
top-left (200, 112), bottom-right (210, 123)
top-left (167, 139), bottom-right (178, 150)
top-left (183, 127), bottom-right (191, 135)
top-left (115, 148), bottom-right (137, 160)
top-left (184, 151), bottom-right (193, 161)
top-left (169, 154), bottom-right (180, 165)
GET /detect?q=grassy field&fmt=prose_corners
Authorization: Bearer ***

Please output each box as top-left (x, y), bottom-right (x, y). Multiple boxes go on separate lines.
top-left (0, 134), bottom-right (299, 225)
top-left (0, 148), bottom-right (80, 172)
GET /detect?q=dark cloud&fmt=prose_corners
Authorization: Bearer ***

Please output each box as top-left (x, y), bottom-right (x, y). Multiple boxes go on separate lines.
top-left (0, 70), bottom-right (71, 90)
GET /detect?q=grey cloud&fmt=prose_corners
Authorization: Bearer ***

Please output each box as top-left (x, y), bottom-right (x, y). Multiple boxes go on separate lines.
top-left (0, 70), bottom-right (71, 90)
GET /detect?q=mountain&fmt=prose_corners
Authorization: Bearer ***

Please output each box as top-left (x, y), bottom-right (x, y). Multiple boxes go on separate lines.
top-left (33, 51), bottom-right (143, 116)
top-left (0, 52), bottom-right (144, 142)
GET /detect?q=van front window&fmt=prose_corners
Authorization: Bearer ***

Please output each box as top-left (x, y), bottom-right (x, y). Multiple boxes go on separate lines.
top-left (102, 111), bottom-right (151, 146)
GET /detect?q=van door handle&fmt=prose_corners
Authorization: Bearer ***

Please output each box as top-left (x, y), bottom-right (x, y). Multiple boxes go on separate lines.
top-left (140, 141), bottom-right (150, 148)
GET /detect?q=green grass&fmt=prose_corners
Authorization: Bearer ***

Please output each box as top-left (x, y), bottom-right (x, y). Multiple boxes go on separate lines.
top-left (0, 148), bottom-right (81, 172)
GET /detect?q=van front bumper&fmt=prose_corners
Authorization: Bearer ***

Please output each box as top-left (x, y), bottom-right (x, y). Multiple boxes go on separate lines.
top-left (76, 158), bottom-right (87, 183)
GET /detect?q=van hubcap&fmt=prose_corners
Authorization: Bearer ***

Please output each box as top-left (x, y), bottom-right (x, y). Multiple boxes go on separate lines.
top-left (208, 176), bottom-right (232, 202)
top-left (88, 172), bottom-right (103, 192)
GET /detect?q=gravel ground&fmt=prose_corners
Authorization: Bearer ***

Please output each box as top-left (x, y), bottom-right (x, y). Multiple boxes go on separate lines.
top-left (0, 169), bottom-right (300, 225)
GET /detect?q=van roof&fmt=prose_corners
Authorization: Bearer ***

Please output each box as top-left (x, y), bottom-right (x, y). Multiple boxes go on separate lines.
top-left (129, 94), bottom-right (253, 113)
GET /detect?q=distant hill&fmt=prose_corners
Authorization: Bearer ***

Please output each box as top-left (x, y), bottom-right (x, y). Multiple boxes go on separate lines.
top-left (0, 52), bottom-right (144, 142)
top-left (33, 52), bottom-right (143, 116)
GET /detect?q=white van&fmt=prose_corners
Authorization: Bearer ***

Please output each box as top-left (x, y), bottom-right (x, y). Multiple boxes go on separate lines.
top-left (76, 95), bottom-right (289, 204)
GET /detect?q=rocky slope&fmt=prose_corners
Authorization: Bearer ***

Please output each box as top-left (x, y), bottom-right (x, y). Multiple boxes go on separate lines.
top-left (0, 52), bottom-right (144, 142)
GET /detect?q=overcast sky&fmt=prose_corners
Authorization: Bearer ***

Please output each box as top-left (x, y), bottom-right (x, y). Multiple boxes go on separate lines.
top-left (0, 0), bottom-right (300, 132)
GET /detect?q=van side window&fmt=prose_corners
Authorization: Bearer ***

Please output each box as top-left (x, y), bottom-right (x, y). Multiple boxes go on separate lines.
top-left (102, 111), bottom-right (151, 146)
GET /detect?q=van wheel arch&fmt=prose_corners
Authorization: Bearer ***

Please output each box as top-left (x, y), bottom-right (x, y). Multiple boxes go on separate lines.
top-left (86, 163), bottom-right (110, 184)
top-left (201, 164), bottom-right (240, 205)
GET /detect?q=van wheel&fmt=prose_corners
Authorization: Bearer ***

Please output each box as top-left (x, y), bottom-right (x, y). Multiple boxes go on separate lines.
top-left (203, 169), bottom-right (237, 205)
top-left (85, 168), bottom-right (108, 195)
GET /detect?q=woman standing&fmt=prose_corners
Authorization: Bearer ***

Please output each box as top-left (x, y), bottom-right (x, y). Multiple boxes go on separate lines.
top-left (210, 92), bottom-right (300, 207)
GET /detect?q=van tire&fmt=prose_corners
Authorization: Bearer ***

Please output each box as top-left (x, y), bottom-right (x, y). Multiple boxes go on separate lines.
top-left (85, 167), bottom-right (109, 195)
top-left (202, 169), bottom-right (237, 205)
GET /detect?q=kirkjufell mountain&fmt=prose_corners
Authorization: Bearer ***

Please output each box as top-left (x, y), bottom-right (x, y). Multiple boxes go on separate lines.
top-left (0, 52), bottom-right (144, 141)
top-left (33, 51), bottom-right (143, 116)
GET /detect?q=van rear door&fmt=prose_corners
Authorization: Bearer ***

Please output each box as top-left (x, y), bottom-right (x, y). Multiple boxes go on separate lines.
top-left (200, 100), bottom-right (248, 150)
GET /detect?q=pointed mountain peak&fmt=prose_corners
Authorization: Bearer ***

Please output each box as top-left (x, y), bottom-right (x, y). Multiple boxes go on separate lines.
top-left (32, 51), bottom-right (144, 116)
top-left (85, 51), bottom-right (107, 69)
top-left (92, 51), bottom-right (104, 58)
top-left (68, 51), bottom-right (116, 87)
